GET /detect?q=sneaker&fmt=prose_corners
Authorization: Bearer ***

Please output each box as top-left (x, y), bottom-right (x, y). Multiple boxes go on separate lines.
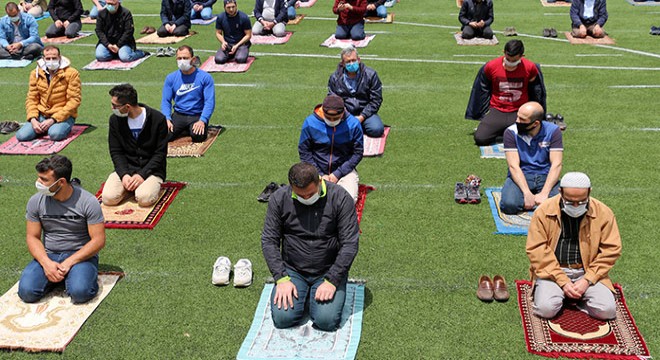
top-left (258, 182), bottom-right (280, 202)
top-left (542, 28), bottom-right (551, 37)
top-left (156, 47), bottom-right (165, 57)
top-left (503, 27), bottom-right (517, 36)
top-left (554, 113), bottom-right (567, 131)
top-left (454, 182), bottom-right (468, 204)
top-left (165, 46), bottom-right (176, 57)
top-left (212, 256), bottom-right (231, 285)
top-left (545, 112), bottom-right (554, 123)
top-left (71, 178), bottom-right (81, 186)
top-left (467, 184), bottom-right (481, 204)
top-left (0, 121), bottom-right (19, 134)
top-left (549, 28), bottom-right (558, 38)
top-left (233, 259), bottom-right (252, 287)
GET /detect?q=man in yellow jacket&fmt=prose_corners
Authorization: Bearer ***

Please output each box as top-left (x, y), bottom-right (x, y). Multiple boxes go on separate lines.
top-left (16, 45), bottom-right (81, 142)
top-left (526, 172), bottom-right (621, 320)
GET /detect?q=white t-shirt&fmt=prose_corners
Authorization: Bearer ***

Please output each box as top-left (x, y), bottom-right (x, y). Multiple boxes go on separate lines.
top-left (127, 107), bottom-right (146, 139)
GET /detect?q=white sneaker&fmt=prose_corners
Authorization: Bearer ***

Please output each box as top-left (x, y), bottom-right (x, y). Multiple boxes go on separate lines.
top-left (212, 256), bottom-right (231, 285)
top-left (233, 259), bottom-right (252, 287)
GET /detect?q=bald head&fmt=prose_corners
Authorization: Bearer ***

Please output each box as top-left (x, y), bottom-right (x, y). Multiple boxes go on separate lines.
top-left (517, 102), bottom-right (544, 123)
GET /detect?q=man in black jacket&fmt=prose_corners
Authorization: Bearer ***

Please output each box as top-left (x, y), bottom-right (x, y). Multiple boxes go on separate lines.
top-left (157, 0), bottom-right (191, 37)
top-left (102, 84), bottom-right (168, 208)
top-left (458, 0), bottom-right (493, 39)
top-left (94, 0), bottom-right (146, 62)
top-left (262, 162), bottom-right (359, 331)
top-left (45, 0), bottom-right (82, 38)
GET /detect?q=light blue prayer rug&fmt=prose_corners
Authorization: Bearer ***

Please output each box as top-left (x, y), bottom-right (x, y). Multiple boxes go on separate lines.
top-left (34, 11), bottom-right (50, 21)
top-left (0, 59), bottom-right (32, 68)
top-left (485, 187), bottom-right (533, 235)
top-left (237, 283), bottom-right (364, 360)
top-left (479, 143), bottom-right (505, 159)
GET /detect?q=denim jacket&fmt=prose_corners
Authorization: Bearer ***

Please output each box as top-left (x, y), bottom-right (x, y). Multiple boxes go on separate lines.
top-left (0, 13), bottom-right (43, 48)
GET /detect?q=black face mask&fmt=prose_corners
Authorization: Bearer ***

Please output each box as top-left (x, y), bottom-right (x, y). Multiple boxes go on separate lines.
top-left (516, 121), bottom-right (536, 135)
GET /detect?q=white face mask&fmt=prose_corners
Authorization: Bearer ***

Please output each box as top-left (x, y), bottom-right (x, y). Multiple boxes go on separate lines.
top-left (296, 192), bottom-right (320, 206)
top-left (324, 118), bottom-right (341, 127)
top-left (504, 58), bottom-right (521, 68)
top-left (35, 179), bottom-right (61, 197)
top-left (9, 15), bottom-right (20, 23)
top-left (562, 202), bottom-right (588, 218)
top-left (45, 59), bottom-right (60, 71)
top-left (177, 59), bottom-right (193, 72)
top-left (112, 107), bottom-right (129, 117)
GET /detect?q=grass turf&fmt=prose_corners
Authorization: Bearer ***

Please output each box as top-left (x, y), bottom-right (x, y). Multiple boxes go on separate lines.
top-left (0, 0), bottom-right (659, 358)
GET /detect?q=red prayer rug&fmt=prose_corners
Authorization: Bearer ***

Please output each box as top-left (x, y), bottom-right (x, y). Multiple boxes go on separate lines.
top-left (200, 56), bottom-right (255, 73)
top-left (363, 126), bottom-right (391, 157)
top-left (95, 182), bottom-right (186, 229)
top-left (0, 125), bottom-right (88, 155)
top-left (41, 32), bottom-right (93, 44)
top-left (251, 32), bottom-right (293, 45)
top-left (516, 280), bottom-right (650, 359)
top-left (540, 0), bottom-right (572, 6)
top-left (356, 184), bottom-right (375, 226)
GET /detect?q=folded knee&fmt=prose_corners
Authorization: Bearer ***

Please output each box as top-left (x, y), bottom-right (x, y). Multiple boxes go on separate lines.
top-left (18, 286), bottom-right (43, 303)
top-left (311, 312), bottom-right (341, 331)
top-left (533, 299), bottom-right (562, 319)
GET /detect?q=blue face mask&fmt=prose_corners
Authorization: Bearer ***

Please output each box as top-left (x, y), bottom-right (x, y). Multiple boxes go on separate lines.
top-left (9, 15), bottom-right (20, 23)
top-left (345, 61), bottom-right (359, 73)
top-left (106, 4), bottom-right (117, 13)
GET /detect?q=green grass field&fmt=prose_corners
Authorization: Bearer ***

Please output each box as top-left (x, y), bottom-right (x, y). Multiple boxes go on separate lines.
top-left (0, 0), bottom-right (659, 358)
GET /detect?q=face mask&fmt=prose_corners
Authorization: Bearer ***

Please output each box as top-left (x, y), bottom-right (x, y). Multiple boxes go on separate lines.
top-left (296, 192), bottom-right (320, 206)
top-left (516, 122), bottom-right (535, 135)
top-left (112, 107), bottom-right (128, 117)
top-left (504, 58), bottom-right (521, 68)
top-left (177, 59), bottom-right (193, 72)
top-left (324, 118), bottom-right (341, 127)
top-left (562, 202), bottom-right (588, 218)
top-left (45, 59), bottom-right (60, 71)
top-left (344, 61), bottom-right (359, 73)
top-left (9, 15), bottom-right (20, 23)
top-left (106, 4), bottom-right (117, 13)
top-left (35, 179), bottom-right (61, 197)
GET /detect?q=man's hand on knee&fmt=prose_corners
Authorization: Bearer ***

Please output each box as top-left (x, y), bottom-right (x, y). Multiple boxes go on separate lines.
top-left (274, 280), bottom-right (298, 310)
top-left (562, 282), bottom-right (582, 299)
top-left (315, 281), bottom-right (336, 302)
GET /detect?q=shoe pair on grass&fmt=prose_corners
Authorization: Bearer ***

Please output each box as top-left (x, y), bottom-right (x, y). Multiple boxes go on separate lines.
top-left (212, 257), bottom-right (252, 287)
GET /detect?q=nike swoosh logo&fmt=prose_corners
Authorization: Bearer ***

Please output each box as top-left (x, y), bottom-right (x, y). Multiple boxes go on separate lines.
top-left (176, 86), bottom-right (200, 96)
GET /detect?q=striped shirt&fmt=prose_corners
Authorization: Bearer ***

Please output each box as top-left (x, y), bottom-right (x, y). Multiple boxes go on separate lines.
top-left (555, 211), bottom-right (583, 266)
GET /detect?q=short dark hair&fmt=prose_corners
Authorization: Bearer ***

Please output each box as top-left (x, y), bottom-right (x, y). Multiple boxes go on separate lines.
top-left (288, 162), bottom-right (320, 188)
top-left (504, 40), bottom-right (524, 57)
top-left (5, 2), bottom-right (19, 12)
top-left (177, 45), bottom-right (194, 57)
top-left (36, 155), bottom-right (72, 182)
top-left (43, 45), bottom-right (60, 56)
top-left (109, 83), bottom-right (138, 106)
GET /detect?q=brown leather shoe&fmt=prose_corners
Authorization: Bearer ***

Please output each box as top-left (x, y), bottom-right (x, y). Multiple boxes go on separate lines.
top-left (493, 275), bottom-right (510, 302)
top-left (477, 275), bottom-right (494, 302)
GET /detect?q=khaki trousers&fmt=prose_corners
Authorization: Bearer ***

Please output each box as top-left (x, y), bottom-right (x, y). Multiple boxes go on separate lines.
top-left (101, 172), bottom-right (163, 207)
top-left (337, 170), bottom-right (359, 204)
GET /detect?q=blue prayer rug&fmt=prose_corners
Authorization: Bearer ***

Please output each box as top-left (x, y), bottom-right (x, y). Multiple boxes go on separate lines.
top-left (485, 187), bottom-right (533, 235)
top-left (34, 11), bottom-right (50, 21)
top-left (0, 59), bottom-right (32, 68)
top-left (237, 283), bottom-right (364, 360)
top-left (479, 143), bottom-right (505, 159)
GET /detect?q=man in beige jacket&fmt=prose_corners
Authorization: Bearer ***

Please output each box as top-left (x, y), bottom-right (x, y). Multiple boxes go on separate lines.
top-left (526, 172), bottom-right (621, 320)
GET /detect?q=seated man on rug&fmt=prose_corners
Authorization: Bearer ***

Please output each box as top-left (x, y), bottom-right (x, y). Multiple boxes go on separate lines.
top-left (190, 0), bottom-right (216, 21)
top-left (95, 0), bottom-right (147, 62)
top-left (299, 95), bottom-right (363, 203)
top-left (286, 0), bottom-right (309, 21)
top-left (45, 0), bottom-right (83, 38)
top-left (0, 2), bottom-right (44, 60)
top-left (364, 0), bottom-right (387, 19)
top-left (18, 155), bottom-right (106, 304)
top-left (500, 101), bottom-right (562, 214)
top-left (333, 0), bottom-right (366, 40)
top-left (328, 46), bottom-right (384, 138)
top-left (526, 172), bottom-right (621, 320)
top-left (214, 0), bottom-right (251, 64)
top-left (458, 0), bottom-right (494, 40)
top-left (161, 45), bottom-right (215, 143)
top-left (102, 83), bottom-right (168, 208)
top-left (157, 0), bottom-right (191, 38)
top-left (465, 40), bottom-right (546, 146)
top-left (262, 162), bottom-right (359, 331)
top-left (570, 0), bottom-right (608, 39)
top-left (252, 0), bottom-right (288, 38)
top-left (16, 46), bottom-right (81, 142)
top-left (18, 0), bottom-right (48, 18)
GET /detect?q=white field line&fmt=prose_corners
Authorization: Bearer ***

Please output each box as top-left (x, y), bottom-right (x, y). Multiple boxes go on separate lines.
top-left (609, 85), bottom-right (660, 88)
top-left (575, 54), bottom-right (623, 57)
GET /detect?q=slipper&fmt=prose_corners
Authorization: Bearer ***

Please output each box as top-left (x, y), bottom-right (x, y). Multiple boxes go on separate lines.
top-left (145, 26), bottom-right (156, 35)
top-left (140, 26), bottom-right (149, 34)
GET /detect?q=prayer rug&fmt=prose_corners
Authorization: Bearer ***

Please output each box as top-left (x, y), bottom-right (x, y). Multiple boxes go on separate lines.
top-left (81, 17), bottom-right (96, 25)
top-left (95, 182), bottom-right (186, 229)
top-left (0, 124), bottom-right (89, 155)
top-left (320, 34), bottom-right (376, 49)
top-left (0, 273), bottom-right (123, 353)
top-left (363, 126), bottom-right (391, 157)
top-left (237, 282), bottom-right (364, 360)
top-left (136, 32), bottom-right (194, 44)
top-left (480, 143), bottom-right (505, 159)
top-left (34, 11), bottom-right (50, 21)
top-left (356, 184), bottom-right (375, 226)
top-left (485, 187), bottom-right (532, 235)
top-left (0, 59), bottom-right (32, 68)
top-left (454, 32), bottom-right (499, 46)
top-left (288, 14), bottom-right (305, 25)
top-left (540, 0), bottom-right (572, 6)
top-left (199, 56), bottom-right (255, 73)
top-left (82, 54), bottom-right (151, 71)
top-left (626, 0), bottom-right (660, 5)
top-left (565, 32), bottom-right (616, 45)
top-left (365, 13), bottom-right (395, 23)
top-left (251, 32), bottom-right (293, 45)
top-left (191, 16), bottom-right (217, 25)
top-left (298, 0), bottom-right (317, 8)
top-left (516, 280), bottom-right (651, 359)
top-left (167, 125), bottom-right (224, 157)
top-left (41, 32), bottom-right (93, 44)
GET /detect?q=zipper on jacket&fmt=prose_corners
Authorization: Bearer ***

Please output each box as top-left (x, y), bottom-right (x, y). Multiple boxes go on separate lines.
top-left (328, 126), bottom-right (336, 176)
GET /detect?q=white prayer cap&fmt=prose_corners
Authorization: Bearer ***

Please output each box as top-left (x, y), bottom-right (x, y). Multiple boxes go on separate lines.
top-left (560, 172), bottom-right (591, 189)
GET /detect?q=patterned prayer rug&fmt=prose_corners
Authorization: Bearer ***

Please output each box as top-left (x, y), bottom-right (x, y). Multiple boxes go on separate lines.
top-left (95, 182), bottom-right (186, 229)
top-left (363, 126), bottom-right (391, 157)
top-left (516, 280), bottom-right (651, 359)
top-left (454, 32), bottom-right (499, 46)
top-left (167, 125), bottom-right (224, 157)
top-left (288, 14), bottom-right (305, 25)
top-left (0, 125), bottom-right (89, 155)
top-left (81, 17), bottom-right (96, 25)
top-left (0, 273), bottom-right (123, 353)
top-left (251, 32), bottom-right (293, 45)
top-left (199, 56), bottom-right (255, 73)
top-left (41, 32), bottom-right (93, 44)
top-left (626, 0), bottom-right (660, 6)
top-left (0, 59), bottom-right (32, 68)
top-left (298, 0), bottom-right (317, 8)
top-left (237, 282), bottom-right (364, 360)
top-left (540, 0), bottom-right (572, 6)
top-left (356, 184), bottom-right (375, 226)
top-left (191, 16), bottom-right (217, 25)
top-left (565, 32), bottom-right (616, 45)
top-left (136, 32), bottom-right (194, 44)
top-left (320, 35), bottom-right (376, 49)
top-left (365, 13), bottom-right (395, 23)
top-left (480, 143), bottom-right (505, 159)
top-left (82, 54), bottom-right (151, 71)
top-left (485, 187), bottom-right (533, 235)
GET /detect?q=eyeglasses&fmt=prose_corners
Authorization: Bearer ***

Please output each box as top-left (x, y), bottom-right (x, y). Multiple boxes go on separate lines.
top-left (111, 102), bottom-right (127, 109)
top-left (562, 199), bottom-right (589, 206)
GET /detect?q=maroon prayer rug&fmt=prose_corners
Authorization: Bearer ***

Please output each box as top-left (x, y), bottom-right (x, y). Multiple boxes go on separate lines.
top-left (516, 280), bottom-right (650, 359)
top-left (356, 184), bottom-right (375, 226)
top-left (200, 56), bottom-right (255, 73)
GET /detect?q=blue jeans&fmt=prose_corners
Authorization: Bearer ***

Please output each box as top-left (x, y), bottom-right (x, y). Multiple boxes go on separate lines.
top-left (500, 173), bottom-right (560, 214)
top-left (190, 6), bottom-right (214, 20)
top-left (18, 252), bottom-right (99, 304)
top-left (95, 44), bottom-right (146, 62)
top-left (270, 268), bottom-right (347, 331)
top-left (335, 21), bottom-right (365, 40)
top-left (15, 115), bottom-right (75, 141)
top-left (287, 5), bottom-right (296, 20)
top-left (363, 114), bottom-right (384, 137)
top-left (89, 1), bottom-right (106, 19)
top-left (366, 5), bottom-right (387, 18)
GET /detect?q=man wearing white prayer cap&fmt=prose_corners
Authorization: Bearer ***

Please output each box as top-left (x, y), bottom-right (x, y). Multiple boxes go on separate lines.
top-left (526, 172), bottom-right (622, 320)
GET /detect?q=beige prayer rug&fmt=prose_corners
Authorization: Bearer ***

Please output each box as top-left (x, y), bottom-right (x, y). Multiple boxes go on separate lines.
top-left (167, 125), bottom-right (224, 157)
top-left (136, 32), bottom-right (194, 44)
top-left (365, 13), bottom-right (394, 23)
top-left (540, 0), bottom-right (572, 6)
top-left (288, 14), bottom-right (305, 25)
top-left (565, 32), bottom-right (616, 44)
top-left (454, 32), bottom-right (499, 46)
top-left (41, 32), bottom-right (93, 44)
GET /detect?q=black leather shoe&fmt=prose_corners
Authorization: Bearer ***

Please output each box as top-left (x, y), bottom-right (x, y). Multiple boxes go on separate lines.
top-left (257, 182), bottom-right (280, 202)
top-left (550, 28), bottom-right (558, 38)
top-left (543, 28), bottom-right (551, 37)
